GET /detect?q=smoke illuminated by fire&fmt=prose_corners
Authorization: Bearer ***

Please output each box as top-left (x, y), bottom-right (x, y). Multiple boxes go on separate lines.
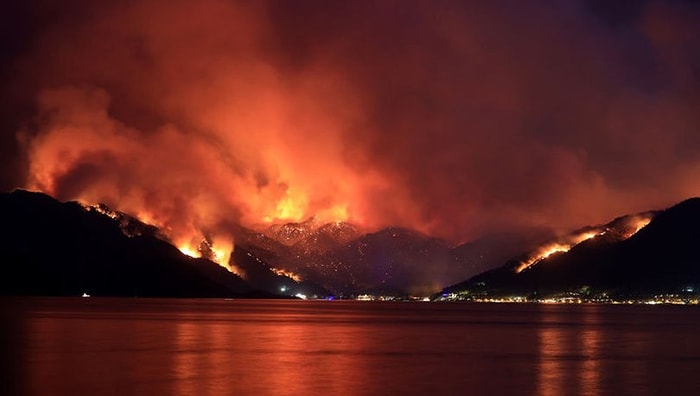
top-left (6, 0), bottom-right (700, 264)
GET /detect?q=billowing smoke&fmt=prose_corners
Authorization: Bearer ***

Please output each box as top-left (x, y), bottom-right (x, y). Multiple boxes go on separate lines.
top-left (2, 0), bottom-right (700, 257)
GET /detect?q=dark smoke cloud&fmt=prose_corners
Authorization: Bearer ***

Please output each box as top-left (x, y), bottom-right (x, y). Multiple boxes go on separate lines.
top-left (1, 0), bottom-right (699, 244)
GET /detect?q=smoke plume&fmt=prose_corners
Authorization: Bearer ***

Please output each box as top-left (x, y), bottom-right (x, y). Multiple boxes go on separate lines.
top-left (1, 0), bottom-right (699, 256)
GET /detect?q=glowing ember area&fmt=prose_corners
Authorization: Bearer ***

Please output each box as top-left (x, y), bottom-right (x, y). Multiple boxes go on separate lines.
top-left (515, 213), bottom-right (656, 274)
top-left (176, 236), bottom-right (236, 274)
top-left (626, 217), bottom-right (652, 238)
top-left (270, 268), bottom-right (303, 282)
top-left (515, 230), bottom-right (602, 273)
top-left (207, 235), bottom-right (234, 270)
top-left (79, 199), bottom-right (237, 272)
top-left (177, 245), bottom-right (199, 259)
top-left (78, 202), bottom-right (120, 221)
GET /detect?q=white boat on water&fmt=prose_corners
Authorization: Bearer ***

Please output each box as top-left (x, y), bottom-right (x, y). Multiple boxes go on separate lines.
top-left (82, 292), bottom-right (90, 298)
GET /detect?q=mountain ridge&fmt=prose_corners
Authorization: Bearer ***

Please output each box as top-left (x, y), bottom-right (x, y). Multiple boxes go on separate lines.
top-left (0, 189), bottom-right (542, 297)
top-left (6, 189), bottom-right (696, 298)
top-left (0, 189), bottom-right (254, 297)
top-left (443, 197), bottom-right (700, 298)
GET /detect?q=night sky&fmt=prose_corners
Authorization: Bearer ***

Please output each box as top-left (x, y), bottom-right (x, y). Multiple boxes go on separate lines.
top-left (1, 0), bottom-right (699, 246)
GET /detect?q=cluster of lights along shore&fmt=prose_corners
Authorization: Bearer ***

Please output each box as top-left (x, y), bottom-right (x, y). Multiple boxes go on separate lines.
top-left (436, 286), bottom-right (700, 305)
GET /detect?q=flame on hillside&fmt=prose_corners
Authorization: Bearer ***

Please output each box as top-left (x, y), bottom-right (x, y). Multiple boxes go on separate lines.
top-left (24, 82), bottom-right (369, 278)
top-left (624, 216), bottom-right (652, 238)
top-left (270, 267), bottom-right (303, 282)
top-left (176, 236), bottom-right (239, 275)
top-left (177, 245), bottom-right (199, 259)
top-left (78, 202), bottom-right (120, 220)
top-left (78, 200), bottom-right (239, 274)
top-left (515, 213), bottom-right (654, 274)
top-left (515, 230), bottom-right (601, 273)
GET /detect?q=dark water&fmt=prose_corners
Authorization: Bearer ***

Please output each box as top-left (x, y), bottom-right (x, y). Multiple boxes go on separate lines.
top-left (3, 299), bottom-right (700, 395)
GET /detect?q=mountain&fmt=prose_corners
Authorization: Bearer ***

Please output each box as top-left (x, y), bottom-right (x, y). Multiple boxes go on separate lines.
top-left (444, 199), bottom-right (700, 298)
top-left (0, 189), bottom-right (560, 298)
top-left (233, 219), bottom-right (550, 296)
top-left (264, 217), bottom-right (323, 246)
top-left (230, 244), bottom-right (330, 298)
top-left (292, 221), bottom-right (361, 255)
top-left (0, 190), bottom-right (255, 297)
top-left (115, 206), bottom-right (549, 297)
top-left (302, 227), bottom-right (454, 296)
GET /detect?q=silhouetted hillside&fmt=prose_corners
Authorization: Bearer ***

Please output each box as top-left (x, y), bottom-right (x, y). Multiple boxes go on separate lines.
top-left (445, 198), bottom-right (700, 297)
top-left (0, 190), bottom-right (252, 297)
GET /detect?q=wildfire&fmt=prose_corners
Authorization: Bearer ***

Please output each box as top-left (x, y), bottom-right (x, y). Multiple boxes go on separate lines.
top-left (178, 244), bottom-right (199, 258)
top-left (515, 213), bottom-right (655, 274)
top-left (625, 216), bottom-right (652, 238)
top-left (264, 190), bottom-right (307, 223)
top-left (135, 211), bottom-right (160, 227)
top-left (78, 202), bottom-right (120, 221)
top-left (175, 235), bottom-right (237, 274)
top-left (261, 187), bottom-right (351, 226)
top-left (22, 68), bottom-right (373, 280)
top-left (270, 267), bottom-right (303, 282)
top-left (515, 230), bottom-right (602, 273)
top-left (78, 198), bottom-right (237, 273)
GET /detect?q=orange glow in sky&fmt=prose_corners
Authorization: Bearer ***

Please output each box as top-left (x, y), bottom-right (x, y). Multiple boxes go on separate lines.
top-left (13, 0), bottom-right (700, 257)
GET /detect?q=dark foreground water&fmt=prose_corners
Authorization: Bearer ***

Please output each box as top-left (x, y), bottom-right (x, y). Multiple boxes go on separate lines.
top-left (2, 299), bottom-right (700, 395)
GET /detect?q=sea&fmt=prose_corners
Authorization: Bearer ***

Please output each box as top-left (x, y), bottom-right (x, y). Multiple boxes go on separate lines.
top-left (2, 298), bottom-right (700, 395)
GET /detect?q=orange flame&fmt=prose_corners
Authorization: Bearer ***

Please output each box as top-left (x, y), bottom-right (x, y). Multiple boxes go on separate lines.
top-left (625, 216), bottom-right (652, 238)
top-left (177, 244), bottom-right (199, 259)
top-left (270, 267), bottom-right (303, 282)
top-left (515, 213), bottom-right (655, 274)
top-left (515, 230), bottom-right (601, 273)
top-left (175, 235), bottom-right (239, 275)
top-left (262, 189), bottom-right (309, 223)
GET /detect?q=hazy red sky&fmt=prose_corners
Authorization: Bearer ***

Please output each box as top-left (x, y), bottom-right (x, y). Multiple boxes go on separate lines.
top-left (1, 0), bottom-right (699, 244)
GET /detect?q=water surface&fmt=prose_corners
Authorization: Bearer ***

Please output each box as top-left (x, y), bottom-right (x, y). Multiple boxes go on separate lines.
top-left (3, 298), bottom-right (700, 395)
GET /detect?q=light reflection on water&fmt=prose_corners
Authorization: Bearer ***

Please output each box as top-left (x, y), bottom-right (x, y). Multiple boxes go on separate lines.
top-left (172, 314), bottom-right (371, 395)
top-left (3, 298), bottom-right (700, 395)
top-left (535, 303), bottom-right (699, 396)
top-left (580, 308), bottom-right (601, 396)
top-left (537, 305), bottom-right (603, 395)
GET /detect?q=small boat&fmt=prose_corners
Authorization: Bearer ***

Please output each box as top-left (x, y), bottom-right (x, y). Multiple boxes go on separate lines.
top-left (82, 292), bottom-right (91, 298)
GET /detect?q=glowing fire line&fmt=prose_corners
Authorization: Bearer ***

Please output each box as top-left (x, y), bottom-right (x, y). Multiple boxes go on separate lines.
top-left (270, 267), bottom-right (302, 282)
top-left (515, 215), bottom-right (653, 274)
top-left (515, 231), bottom-right (600, 273)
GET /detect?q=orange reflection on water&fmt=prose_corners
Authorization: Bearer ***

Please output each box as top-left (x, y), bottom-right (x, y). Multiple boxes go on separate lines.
top-left (537, 305), bottom-right (602, 396)
top-left (174, 321), bottom-right (226, 395)
top-left (172, 306), bottom-right (370, 395)
top-left (580, 306), bottom-right (601, 395)
top-left (174, 319), bottom-right (241, 395)
top-left (25, 305), bottom-right (178, 395)
top-left (538, 308), bottom-right (565, 396)
top-left (264, 322), bottom-right (367, 394)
